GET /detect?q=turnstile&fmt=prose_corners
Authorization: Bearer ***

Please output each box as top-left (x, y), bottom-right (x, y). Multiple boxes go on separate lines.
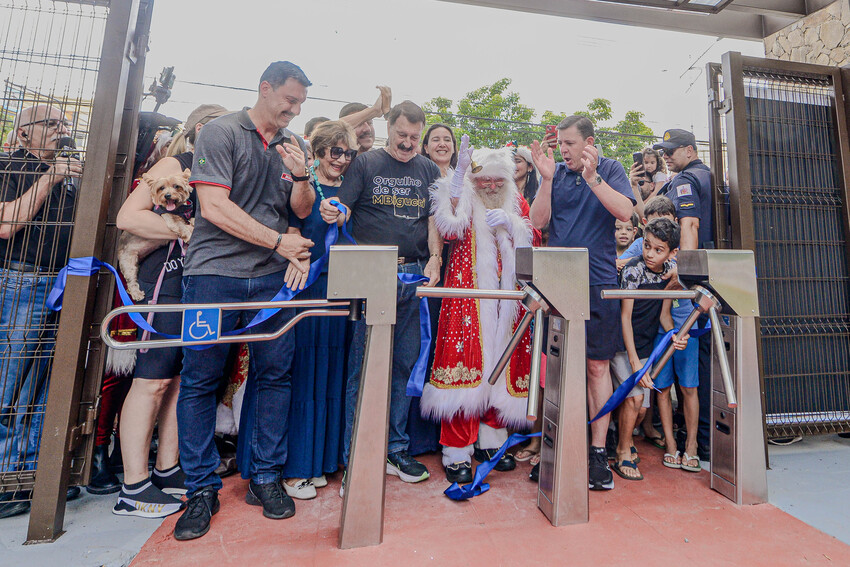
top-left (101, 245), bottom-right (400, 549)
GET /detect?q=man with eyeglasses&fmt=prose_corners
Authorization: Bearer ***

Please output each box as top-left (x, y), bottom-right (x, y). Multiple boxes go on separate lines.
top-left (0, 104), bottom-right (82, 518)
top-left (654, 128), bottom-right (713, 464)
top-left (319, 100), bottom-right (442, 493)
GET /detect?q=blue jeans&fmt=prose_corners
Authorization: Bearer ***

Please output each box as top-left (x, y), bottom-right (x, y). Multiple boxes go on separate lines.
top-left (0, 268), bottom-right (55, 473)
top-left (343, 260), bottom-right (425, 463)
top-left (179, 272), bottom-right (296, 495)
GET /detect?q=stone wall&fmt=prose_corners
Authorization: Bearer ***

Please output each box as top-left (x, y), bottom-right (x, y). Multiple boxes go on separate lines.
top-left (764, 0), bottom-right (850, 67)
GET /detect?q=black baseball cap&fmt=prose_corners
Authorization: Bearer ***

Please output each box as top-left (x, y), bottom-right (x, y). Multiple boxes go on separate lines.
top-left (653, 129), bottom-right (696, 152)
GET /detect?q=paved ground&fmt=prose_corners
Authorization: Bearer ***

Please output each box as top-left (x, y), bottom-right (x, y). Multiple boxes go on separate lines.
top-left (2, 434), bottom-right (848, 566)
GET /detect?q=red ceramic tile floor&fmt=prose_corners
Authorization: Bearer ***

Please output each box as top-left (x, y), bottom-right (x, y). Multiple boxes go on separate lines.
top-left (131, 438), bottom-right (850, 567)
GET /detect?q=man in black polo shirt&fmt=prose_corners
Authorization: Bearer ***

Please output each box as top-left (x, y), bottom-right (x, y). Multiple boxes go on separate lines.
top-left (174, 61), bottom-right (315, 540)
top-left (654, 128), bottom-right (713, 462)
top-left (0, 104), bottom-right (81, 518)
top-left (320, 100), bottom-right (441, 490)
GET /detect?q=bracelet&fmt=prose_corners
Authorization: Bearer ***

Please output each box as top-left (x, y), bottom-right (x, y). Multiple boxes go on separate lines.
top-left (430, 253), bottom-right (442, 265)
top-left (272, 232), bottom-right (283, 251)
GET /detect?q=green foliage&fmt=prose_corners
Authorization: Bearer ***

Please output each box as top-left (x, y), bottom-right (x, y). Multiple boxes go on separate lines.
top-left (422, 84), bottom-right (654, 170)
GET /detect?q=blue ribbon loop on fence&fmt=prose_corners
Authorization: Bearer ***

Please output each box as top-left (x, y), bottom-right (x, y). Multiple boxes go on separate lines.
top-left (445, 431), bottom-right (542, 501)
top-left (589, 322), bottom-right (711, 424)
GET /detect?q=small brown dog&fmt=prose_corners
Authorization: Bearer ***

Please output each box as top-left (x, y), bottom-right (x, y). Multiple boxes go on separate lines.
top-left (118, 168), bottom-right (194, 301)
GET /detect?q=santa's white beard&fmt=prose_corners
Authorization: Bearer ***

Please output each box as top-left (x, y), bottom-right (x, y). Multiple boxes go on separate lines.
top-left (475, 189), bottom-right (506, 210)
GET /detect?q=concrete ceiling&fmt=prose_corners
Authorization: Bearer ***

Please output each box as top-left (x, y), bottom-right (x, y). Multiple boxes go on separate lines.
top-left (436, 0), bottom-right (839, 40)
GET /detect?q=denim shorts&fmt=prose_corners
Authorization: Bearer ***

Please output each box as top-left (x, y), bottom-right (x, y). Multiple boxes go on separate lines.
top-left (652, 331), bottom-right (699, 390)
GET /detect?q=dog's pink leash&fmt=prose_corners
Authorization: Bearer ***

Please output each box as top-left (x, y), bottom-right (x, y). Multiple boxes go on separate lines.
top-left (139, 239), bottom-right (182, 354)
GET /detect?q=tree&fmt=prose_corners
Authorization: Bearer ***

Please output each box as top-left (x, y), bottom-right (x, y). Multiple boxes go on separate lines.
top-left (423, 86), bottom-right (654, 170)
top-left (423, 78), bottom-right (538, 148)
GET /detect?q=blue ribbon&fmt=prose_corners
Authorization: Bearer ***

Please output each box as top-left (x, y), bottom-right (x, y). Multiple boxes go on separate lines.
top-left (445, 431), bottom-right (542, 501)
top-left (589, 321), bottom-right (711, 423)
top-left (399, 273), bottom-right (431, 397)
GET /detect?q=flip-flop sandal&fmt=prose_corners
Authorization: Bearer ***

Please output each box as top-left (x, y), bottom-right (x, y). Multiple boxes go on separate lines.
top-left (662, 451), bottom-right (681, 469)
top-left (513, 448), bottom-right (538, 462)
top-left (680, 452), bottom-right (701, 472)
top-left (612, 459), bottom-right (644, 481)
top-left (631, 446), bottom-right (641, 465)
top-left (530, 453), bottom-right (541, 466)
top-left (648, 436), bottom-right (666, 450)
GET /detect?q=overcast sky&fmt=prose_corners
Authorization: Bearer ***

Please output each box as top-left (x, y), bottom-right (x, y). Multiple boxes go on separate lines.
top-left (141, 0), bottom-right (765, 141)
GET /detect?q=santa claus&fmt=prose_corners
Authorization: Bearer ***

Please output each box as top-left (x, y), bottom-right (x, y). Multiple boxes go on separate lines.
top-left (421, 135), bottom-right (534, 483)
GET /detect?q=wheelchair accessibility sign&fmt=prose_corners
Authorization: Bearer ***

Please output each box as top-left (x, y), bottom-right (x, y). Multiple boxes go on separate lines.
top-left (182, 308), bottom-right (222, 343)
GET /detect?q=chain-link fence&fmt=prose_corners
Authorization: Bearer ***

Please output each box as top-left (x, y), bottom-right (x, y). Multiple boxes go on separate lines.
top-left (0, 0), bottom-right (107, 508)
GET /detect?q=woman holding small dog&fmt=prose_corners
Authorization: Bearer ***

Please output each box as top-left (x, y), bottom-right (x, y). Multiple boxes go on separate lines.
top-left (112, 104), bottom-right (228, 517)
top-left (280, 120), bottom-right (357, 499)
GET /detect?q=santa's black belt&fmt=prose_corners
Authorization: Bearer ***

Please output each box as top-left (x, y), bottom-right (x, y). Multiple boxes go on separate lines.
top-left (397, 256), bottom-right (426, 265)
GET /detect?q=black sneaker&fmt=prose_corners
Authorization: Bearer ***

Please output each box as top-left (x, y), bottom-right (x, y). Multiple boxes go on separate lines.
top-left (174, 487), bottom-right (219, 541)
top-left (0, 490), bottom-right (30, 519)
top-left (445, 462), bottom-right (473, 484)
top-left (113, 480), bottom-right (183, 518)
top-left (246, 480), bottom-right (295, 520)
top-left (588, 446), bottom-right (614, 491)
top-left (152, 465), bottom-right (187, 496)
top-left (529, 463), bottom-right (540, 483)
top-left (386, 450), bottom-right (430, 483)
top-left (474, 448), bottom-right (516, 472)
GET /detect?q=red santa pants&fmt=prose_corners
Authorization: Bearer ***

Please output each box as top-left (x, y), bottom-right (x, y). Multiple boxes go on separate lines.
top-left (441, 407), bottom-right (504, 448)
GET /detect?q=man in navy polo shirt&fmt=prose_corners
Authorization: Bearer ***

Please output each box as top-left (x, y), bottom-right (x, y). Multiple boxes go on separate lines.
top-left (654, 128), bottom-right (713, 463)
top-left (530, 115), bottom-right (634, 490)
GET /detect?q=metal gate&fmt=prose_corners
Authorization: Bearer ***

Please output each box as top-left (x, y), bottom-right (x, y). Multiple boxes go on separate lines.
top-left (0, 0), bottom-right (152, 542)
top-left (708, 52), bottom-right (850, 438)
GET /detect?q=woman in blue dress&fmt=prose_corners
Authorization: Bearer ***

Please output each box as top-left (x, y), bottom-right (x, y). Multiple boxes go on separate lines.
top-left (282, 121), bottom-right (358, 499)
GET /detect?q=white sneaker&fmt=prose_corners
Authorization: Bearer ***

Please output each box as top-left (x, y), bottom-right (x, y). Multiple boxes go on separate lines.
top-left (338, 470), bottom-right (346, 498)
top-left (311, 475), bottom-right (328, 488)
top-left (282, 478), bottom-right (316, 500)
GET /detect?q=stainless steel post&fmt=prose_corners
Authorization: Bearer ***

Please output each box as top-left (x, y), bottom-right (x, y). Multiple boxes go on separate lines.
top-left (677, 249), bottom-right (767, 506)
top-left (708, 307), bottom-right (738, 408)
top-left (329, 246), bottom-right (399, 549)
top-left (526, 308), bottom-right (545, 421)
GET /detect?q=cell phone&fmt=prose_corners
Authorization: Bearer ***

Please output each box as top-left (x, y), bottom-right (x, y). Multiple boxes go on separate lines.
top-left (633, 152), bottom-right (644, 165)
top-left (545, 124), bottom-right (557, 136)
top-left (544, 125), bottom-right (558, 148)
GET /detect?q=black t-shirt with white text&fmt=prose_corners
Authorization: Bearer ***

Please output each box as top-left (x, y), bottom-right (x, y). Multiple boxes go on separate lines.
top-left (337, 149), bottom-right (439, 259)
top-left (619, 256), bottom-right (674, 358)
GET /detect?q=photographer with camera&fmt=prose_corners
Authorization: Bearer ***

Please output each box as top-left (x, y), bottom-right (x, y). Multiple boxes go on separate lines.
top-left (0, 104), bottom-right (82, 518)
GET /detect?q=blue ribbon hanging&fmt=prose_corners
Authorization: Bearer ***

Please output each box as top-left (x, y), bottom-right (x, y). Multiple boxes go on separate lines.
top-left (399, 273), bottom-right (431, 397)
top-left (589, 322), bottom-right (712, 423)
top-left (444, 431), bottom-right (542, 501)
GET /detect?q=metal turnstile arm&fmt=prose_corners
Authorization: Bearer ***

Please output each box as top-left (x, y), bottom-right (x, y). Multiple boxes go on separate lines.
top-left (708, 307), bottom-right (738, 408)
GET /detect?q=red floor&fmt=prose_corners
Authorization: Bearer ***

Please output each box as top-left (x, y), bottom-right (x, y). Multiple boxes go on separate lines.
top-left (132, 438), bottom-right (850, 567)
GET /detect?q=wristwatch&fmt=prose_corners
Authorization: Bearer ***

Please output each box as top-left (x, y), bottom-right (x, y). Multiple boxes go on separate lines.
top-left (587, 174), bottom-right (603, 188)
top-left (291, 169), bottom-right (310, 182)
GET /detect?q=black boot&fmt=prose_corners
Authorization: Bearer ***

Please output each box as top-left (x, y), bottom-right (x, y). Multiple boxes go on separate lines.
top-left (109, 436), bottom-right (123, 473)
top-left (87, 443), bottom-right (121, 495)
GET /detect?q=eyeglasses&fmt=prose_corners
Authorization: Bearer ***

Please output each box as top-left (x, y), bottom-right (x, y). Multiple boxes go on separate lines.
top-left (661, 146), bottom-right (681, 156)
top-left (20, 118), bottom-right (71, 130)
top-left (329, 146), bottom-right (357, 161)
top-left (477, 177), bottom-right (504, 188)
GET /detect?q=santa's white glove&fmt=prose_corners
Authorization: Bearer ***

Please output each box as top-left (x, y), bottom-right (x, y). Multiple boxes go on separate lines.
top-left (485, 208), bottom-right (509, 230)
top-left (450, 134), bottom-right (473, 199)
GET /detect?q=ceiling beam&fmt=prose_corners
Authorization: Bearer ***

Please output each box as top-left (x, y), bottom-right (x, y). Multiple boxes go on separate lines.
top-left (437, 0), bottom-right (787, 40)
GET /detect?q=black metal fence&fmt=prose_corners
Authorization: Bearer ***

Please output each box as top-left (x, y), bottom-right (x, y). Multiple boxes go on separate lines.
top-left (0, 0), bottom-right (107, 504)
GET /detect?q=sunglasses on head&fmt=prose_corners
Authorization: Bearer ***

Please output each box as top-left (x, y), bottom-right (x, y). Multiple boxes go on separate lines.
top-left (20, 118), bottom-right (71, 130)
top-left (329, 146), bottom-right (357, 161)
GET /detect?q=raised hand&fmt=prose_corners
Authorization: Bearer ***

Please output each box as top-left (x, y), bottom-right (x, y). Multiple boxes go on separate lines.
top-left (580, 144), bottom-right (599, 182)
top-left (451, 134), bottom-right (474, 199)
top-left (530, 140), bottom-right (555, 181)
top-left (276, 142), bottom-right (307, 178)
